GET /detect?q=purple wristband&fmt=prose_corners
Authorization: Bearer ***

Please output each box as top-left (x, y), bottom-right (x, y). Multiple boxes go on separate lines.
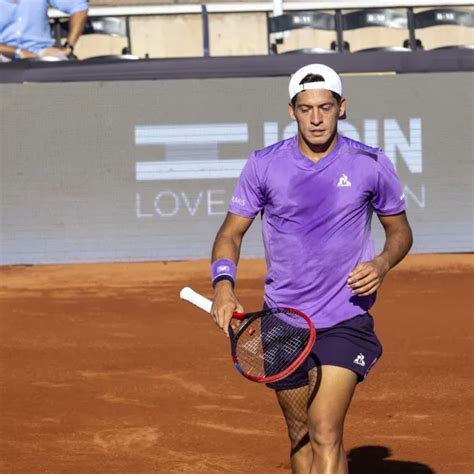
top-left (211, 259), bottom-right (236, 288)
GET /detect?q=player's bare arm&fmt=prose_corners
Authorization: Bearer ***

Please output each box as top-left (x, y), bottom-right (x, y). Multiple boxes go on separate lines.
top-left (211, 212), bottom-right (254, 335)
top-left (348, 212), bottom-right (413, 296)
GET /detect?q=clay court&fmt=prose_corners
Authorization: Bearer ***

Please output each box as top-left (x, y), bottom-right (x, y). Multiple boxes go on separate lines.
top-left (0, 254), bottom-right (472, 473)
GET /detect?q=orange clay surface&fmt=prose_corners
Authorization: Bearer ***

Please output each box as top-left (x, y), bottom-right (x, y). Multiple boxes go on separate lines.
top-left (0, 254), bottom-right (472, 473)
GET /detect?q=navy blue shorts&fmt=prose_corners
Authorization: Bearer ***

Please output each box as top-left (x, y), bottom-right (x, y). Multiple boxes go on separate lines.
top-left (266, 312), bottom-right (383, 391)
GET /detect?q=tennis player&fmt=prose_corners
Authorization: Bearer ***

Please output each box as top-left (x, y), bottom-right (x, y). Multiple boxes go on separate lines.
top-left (210, 64), bottom-right (413, 473)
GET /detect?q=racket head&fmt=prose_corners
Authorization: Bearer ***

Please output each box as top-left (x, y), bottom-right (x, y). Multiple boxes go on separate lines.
top-left (229, 307), bottom-right (316, 383)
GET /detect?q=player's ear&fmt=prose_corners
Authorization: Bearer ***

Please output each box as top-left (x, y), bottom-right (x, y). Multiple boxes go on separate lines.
top-left (338, 98), bottom-right (347, 120)
top-left (288, 102), bottom-right (296, 120)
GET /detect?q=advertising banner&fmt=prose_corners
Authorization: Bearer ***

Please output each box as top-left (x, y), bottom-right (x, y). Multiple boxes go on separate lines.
top-left (0, 72), bottom-right (472, 264)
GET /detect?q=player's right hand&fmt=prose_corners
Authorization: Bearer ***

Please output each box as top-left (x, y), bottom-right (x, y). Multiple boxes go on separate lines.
top-left (211, 281), bottom-right (244, 337)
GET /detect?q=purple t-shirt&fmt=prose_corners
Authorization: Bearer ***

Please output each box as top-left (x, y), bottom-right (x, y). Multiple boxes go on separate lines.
top-left (228, 134), bottom-right (406, 329)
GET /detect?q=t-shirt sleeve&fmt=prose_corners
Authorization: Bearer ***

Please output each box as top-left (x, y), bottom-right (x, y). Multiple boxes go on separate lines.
top-left (371, 152), bottom-right (406, 216)
top-left (50, 0), bottom-right (88, 15)
top-left (228, 152), bottom-right (265, 218)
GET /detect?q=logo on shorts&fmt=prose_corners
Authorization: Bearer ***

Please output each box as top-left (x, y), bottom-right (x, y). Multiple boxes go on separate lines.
top-left (337, 174), bottom-right (352, 187)
top-left (353, 353), bottom-right (366, 367)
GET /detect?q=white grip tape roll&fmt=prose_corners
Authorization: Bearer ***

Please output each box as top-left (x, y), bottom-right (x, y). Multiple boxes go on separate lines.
top-left (180, 287), bottom-right (213, 314)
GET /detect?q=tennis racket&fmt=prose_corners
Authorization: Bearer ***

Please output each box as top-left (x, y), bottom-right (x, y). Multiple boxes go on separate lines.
top-left (179, 287), bottom-right (316, 383)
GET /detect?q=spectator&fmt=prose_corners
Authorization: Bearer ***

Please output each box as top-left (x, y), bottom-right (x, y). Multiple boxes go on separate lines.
top-left (0, 0), bottom-right (88, 60)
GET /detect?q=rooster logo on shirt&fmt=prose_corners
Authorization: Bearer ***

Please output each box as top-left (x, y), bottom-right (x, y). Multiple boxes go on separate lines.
top-left (337, 174), bottom-right (352, 188)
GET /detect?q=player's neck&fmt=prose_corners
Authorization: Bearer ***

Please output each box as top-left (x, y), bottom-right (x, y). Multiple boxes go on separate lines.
top-left (297, 132), bottom-right (339, 163)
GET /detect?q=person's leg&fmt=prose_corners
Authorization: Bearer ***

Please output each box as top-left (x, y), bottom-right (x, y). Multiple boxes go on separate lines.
top-left (306, 365), bottom-right (358, 474)
top-left (275, 385), bottom-right (312, 473)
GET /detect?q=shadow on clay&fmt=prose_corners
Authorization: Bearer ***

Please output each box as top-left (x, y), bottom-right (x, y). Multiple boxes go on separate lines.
top-left (348, 446), bottom-right (435, 474)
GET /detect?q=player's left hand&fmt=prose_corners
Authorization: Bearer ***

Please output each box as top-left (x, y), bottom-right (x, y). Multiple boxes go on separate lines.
top-left (347, 255), bottom-right (390, 296)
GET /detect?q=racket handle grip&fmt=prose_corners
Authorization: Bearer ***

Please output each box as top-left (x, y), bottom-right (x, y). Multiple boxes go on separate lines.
top-left (180, 287), bottom-right (246, 320)
top-left (180, 287), bottom-right (213, 314)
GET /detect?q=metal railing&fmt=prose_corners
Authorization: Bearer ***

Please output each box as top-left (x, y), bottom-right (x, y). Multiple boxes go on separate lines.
top-left (49, 1), bottom-right (474, 18)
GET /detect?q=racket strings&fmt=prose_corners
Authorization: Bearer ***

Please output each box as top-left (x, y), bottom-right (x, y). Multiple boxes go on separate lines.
top-left (235, 310), bottom-right (311, 378)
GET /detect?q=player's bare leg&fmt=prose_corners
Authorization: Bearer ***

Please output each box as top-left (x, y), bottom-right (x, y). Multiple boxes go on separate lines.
top-left (275, 385), bottom-right (312, 473)
top-left (307, 365), bottom-right (357, 474)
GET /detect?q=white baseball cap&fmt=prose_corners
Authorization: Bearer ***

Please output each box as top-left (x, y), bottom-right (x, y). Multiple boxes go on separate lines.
top-left (289, 64), bottom-right (343, 101)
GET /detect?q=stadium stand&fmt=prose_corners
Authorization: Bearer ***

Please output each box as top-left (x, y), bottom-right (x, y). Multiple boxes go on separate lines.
top-left (267, 11), bottom-right (338, 54)
top-left (52, 16), bottom-right (139, 60)
top-left (266, 8), bottom-right (416, 54)
top-left (340, 9), bottom-right (412, 52)
top-left (46, 1), bottom-right (472, 59)
top-left (412, 7), bottom-right (474, 49)
top-left (1, 1), bottom-right (472, 63)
